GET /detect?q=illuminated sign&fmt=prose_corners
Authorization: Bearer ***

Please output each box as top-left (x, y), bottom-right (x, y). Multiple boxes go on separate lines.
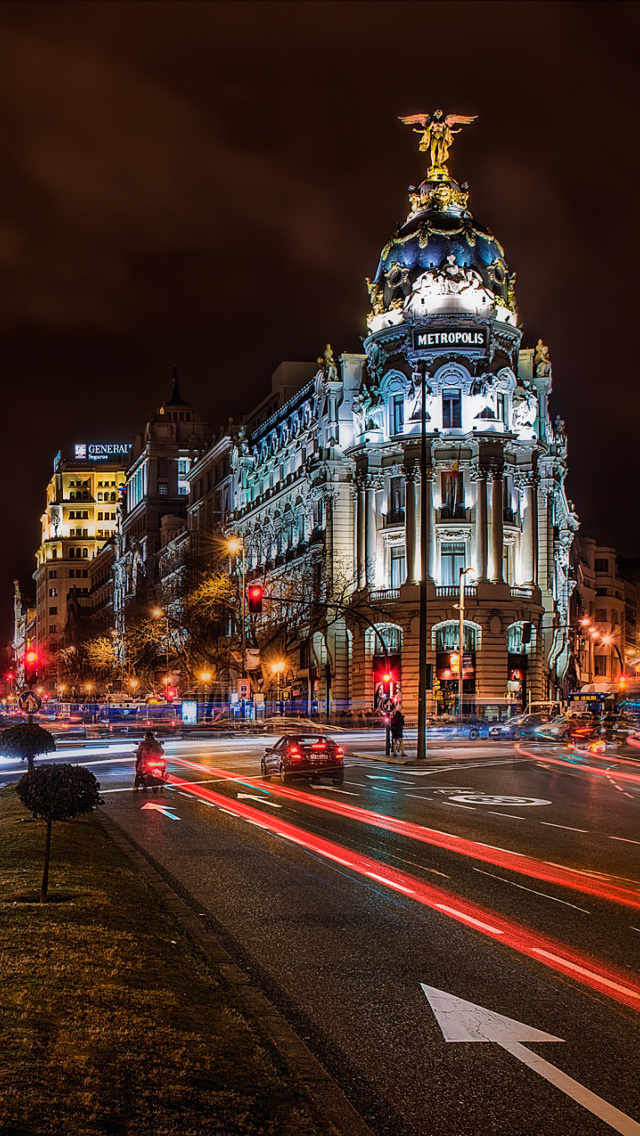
top-left (413, 327), bottom-right (487, 351)
top-left (74, 443), bottom-right (132, 462)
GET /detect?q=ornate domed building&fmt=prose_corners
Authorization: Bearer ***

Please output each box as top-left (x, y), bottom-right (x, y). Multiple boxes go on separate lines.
top-left (223, 114), bottom-right (576, 718)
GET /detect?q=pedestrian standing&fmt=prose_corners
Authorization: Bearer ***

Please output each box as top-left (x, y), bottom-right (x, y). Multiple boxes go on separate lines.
top-left (390, 708), bottom-right (405, 755)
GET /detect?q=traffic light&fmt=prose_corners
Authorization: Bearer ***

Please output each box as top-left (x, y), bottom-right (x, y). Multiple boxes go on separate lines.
top-left (247, 584), bottom-right (263, 614)
top-left (618, 675), bottom-right (627, 695)
top-left (165, 687), bottom-right (177, 701)
top-left (372, 654), bottom-right (401, 696)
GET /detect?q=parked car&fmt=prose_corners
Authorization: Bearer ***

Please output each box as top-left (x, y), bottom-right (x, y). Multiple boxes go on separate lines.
top-left (261, 734), bottom-right (345, 784)
top-left (488, 712), bottom-right (552, 740)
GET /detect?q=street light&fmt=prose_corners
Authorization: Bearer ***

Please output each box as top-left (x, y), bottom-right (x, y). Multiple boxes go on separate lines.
top-left (456, 567), bottom-right (477, 722)
top-left (271, 660), bottom-right (285, 715)
top-left (227, 535), bottom-right (246, 683)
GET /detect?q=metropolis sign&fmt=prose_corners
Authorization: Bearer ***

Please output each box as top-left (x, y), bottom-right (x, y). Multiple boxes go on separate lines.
top-left (412, 327), bottom-right (488, 351)
top-left (74, 443), bottom-right (132, 462)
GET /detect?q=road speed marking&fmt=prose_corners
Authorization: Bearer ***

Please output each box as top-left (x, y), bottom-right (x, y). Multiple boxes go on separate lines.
top-left (447, 793), bottom-right (551, 807)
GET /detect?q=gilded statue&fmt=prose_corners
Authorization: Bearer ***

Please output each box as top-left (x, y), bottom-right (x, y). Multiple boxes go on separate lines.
top-left (399, 110), bottom-right (477, 174)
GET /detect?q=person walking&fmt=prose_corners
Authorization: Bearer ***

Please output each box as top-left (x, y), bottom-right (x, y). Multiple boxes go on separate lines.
top-left (390, 708), bottom-right (405, 756)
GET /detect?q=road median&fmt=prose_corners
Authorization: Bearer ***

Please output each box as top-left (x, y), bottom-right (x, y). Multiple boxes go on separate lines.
top-left (0, 782), bottom-right (357, 1136)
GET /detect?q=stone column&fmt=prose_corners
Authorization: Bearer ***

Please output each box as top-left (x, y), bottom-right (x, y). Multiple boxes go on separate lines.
top-left (356, 476), bottom-right (366, 589)
top-left (522, 476), bottom-right (539, 586)
top-left (490, 467), bottom-right (504, 584)
top-left (475, 470), bottom-right (488, 581)
top-left (365, 478), bottom-right (377, 587)
top-left (403, 466), bottom-right (418, 585)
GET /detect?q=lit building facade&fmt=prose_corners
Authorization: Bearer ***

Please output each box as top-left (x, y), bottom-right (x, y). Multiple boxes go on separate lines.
top-left (224, 120), bottom-right (577, 715)
top-left (33, 448), bottom-right (129, 649)
top-left (113, 371), bottom-right (211, 636)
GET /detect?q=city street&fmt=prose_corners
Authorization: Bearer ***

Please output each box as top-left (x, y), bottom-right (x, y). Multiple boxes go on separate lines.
top-left (3, 732), bottom-right (640, 1136)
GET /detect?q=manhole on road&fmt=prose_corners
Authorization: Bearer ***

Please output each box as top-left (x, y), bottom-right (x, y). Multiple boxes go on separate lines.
top-left (447, 793), bottom-right (551, 806)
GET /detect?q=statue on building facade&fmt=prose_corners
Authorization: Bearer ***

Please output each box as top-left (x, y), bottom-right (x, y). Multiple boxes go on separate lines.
top-left (399, 110), bottom-right (477, 174)
top-left (353, 383), bottom-right (384, 434)
top-left (318, 343), bottom-right (339, 383)
top-left (512, 380), bottom-right (538, 432)
top-left (534, 339), bottom-right (551, 377)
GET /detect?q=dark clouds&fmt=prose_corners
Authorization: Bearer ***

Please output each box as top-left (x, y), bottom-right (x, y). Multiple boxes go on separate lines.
top-left (3, 0), bottom-right (640, 635)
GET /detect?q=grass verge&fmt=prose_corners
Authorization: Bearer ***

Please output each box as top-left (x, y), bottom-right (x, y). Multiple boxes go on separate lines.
top-left (0, 784), bottom-right (334, 1136)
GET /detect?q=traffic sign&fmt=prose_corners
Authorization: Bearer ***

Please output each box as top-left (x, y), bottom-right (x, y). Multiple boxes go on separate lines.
top-left (380, 697), bottom-right (394, 713)
top-left (238, 679), bottom-right (250, 700)
top-left (18, 690), bottom-right (42, 714)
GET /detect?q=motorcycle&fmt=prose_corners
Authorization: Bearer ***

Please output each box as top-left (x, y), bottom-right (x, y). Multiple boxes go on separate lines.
top-left (137, 752), bottom-right (168, 792)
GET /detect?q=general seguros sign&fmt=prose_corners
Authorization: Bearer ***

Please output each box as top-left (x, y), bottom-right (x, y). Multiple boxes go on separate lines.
top-left (74, 442), bottom-right (132, 462)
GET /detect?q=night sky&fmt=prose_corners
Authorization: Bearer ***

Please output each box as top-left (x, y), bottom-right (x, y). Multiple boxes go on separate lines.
top-left (3, 0), bottom-right (640, 640)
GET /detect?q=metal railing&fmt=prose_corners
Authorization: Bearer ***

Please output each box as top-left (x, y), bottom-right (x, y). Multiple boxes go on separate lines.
top-left (435, 585), bottom-right (477, 598)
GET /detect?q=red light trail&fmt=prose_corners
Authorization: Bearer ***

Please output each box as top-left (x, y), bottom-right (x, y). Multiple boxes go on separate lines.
top-left (519, 747), bottom-right (640, 786)
top-left (170, 757), bottom-right (640, 913)
top-left (166, 772), bottom-right (640, 1011)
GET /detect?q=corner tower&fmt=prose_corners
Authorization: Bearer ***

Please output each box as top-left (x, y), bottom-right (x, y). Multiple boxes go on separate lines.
top-left (348, 113), bottom-right (576, 713)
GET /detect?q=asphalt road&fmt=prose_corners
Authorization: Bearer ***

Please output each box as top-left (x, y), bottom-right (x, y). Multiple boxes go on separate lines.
top-left (3, 733), bottom-right (640, 1136)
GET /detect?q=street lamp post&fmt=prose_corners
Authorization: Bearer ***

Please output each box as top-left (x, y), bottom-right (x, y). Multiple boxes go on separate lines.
top-left (271, 661), bottom-right (285, 716)
top-left (456, 567), bottom-right (476, 722)
top-left (200, 670), bottom-right (212, 720)
top-left (417, 361), bottom-right (429, 763)
top-left (227, 537), bottom-right (246, 681)
top-left (152, 607), bottom-right (170, 686)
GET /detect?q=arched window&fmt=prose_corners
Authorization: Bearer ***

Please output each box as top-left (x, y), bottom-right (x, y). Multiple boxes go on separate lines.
top-left (432, 620), bottom-right (479, 652)
top-left (69, 548), bottom-right (75, 559)
top-left (365, 623), bottom-right (402, 655)
top-left (97, 492), bottom-right (103, 501)
top-left (82, 547), bottom-right (88, 558)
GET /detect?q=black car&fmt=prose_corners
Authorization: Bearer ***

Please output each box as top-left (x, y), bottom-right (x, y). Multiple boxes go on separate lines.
top-left (261, 734), bottom-right (345, 784)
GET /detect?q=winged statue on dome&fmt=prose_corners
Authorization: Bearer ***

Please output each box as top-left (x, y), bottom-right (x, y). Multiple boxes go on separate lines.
top-left (399, 110), bottom-right (476, 175)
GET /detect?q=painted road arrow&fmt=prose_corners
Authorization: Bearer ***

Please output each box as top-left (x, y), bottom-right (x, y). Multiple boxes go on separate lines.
top-left (141, 803), bottom-right (180, 820)
top-left (237, 793), bottom-right (282, 807)
top-left (421, 984), bottom-right (640, 1135)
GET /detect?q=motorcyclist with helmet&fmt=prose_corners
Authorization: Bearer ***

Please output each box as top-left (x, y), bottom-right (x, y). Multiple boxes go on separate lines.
top-left (133, 730), bottom-right (165, 790)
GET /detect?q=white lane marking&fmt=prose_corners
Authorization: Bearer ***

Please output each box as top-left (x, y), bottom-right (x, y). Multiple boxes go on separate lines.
top-left (364, 871), bottom-right (415, 895)
top-left (532, 951), bottom-right (640, 999)
top-left (540, 822), bottom-right (588, 833)
top-left (433, 906), bottom-right (503, 934)
top-left (442, 801), bottom-right (475, 810)
top-left (488, 811), bottom-right (526, 820)
top-left (609, 836), bottom-right (640, 845)
top-left (323, 787), bottom-right (360, 796)
top-left (369, 787), bottom-right (398, 795)
top-left (422, 985), bottom-right (640, 1136)
top-left (472, 867), bottom-right (590, 913)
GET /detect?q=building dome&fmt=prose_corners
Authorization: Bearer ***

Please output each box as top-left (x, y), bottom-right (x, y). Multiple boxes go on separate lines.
top-left (366, 174), bottom-right (517, 332)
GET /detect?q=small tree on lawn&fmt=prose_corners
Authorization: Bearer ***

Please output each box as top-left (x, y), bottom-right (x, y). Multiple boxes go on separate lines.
top-left (0, 723), bottom-right (56, 773)
top-left (16, 764), bottom-right (102, 902)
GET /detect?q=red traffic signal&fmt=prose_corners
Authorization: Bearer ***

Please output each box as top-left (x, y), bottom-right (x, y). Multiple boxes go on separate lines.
top-left (247, 584), bottom-right (263, 614)
top-left (165, 687), bottom-right (177, 701)
top-left (25, 650), bottom-right (38, 667)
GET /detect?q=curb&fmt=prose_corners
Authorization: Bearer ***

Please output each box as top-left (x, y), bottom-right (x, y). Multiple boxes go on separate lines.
top-left (96, 811), bottom-right (375, 1136)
